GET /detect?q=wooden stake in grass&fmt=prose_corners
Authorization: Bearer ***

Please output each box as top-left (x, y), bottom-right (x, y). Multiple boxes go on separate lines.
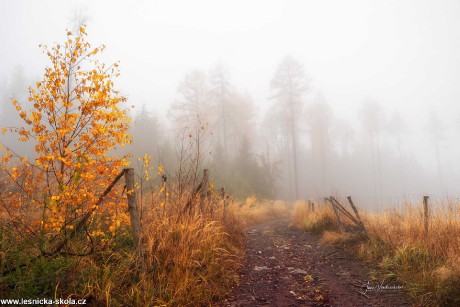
top-left (423, 195), bottom-right (429, 239)
top-left (180, 169), bottom-right (209, 218)
top-left (347, 196), bottom-right (368, 237)
top-left (331, 197), bottom-right (360, 227)
top-left (125, 168), bottom-right (141, 252)
top-left (200, 169), bottom-right (210, 216)
top-left (221, 187), bottom-right (229, 222)
top-left (327, 197), bottom-right (345, 233)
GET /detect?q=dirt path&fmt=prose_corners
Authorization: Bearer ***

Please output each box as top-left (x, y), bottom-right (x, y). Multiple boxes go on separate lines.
top-left (220, 218), bottom-right (412, 307)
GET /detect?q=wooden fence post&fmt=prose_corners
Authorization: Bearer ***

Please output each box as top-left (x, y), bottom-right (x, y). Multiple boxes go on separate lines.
top-left (347, 196), bottom-right (368, 237)
top-left (423, 195), bottom-right (429, 239)
top-left (180, 169), bottom-right (210, 219)
top-left (221, 187), bottom-right (228, 222)
top-left (200, 169), bottom-right (209, 216)
top-left (330, 196), bottom-right (360, 226)
top-left (125, 168), bottom-right (141, 253)
top-left (327, 197), bottom-right (345, 233)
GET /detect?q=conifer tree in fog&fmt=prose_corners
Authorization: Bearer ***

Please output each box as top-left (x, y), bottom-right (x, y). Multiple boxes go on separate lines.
top-left (305, 95), bottom-right (333, 197)
top-left (387, 111), bottom-right (407, 195)
top-left (332, 119), bottom-right (355, 158)
top-left (131, 104), bottom-right (162, 158)
top-left (209, 63), bottom-right (232, 158)
top-left (270, 56), bottom-right (310, 200)
top-left (360, 100), bottom-right (385, 201)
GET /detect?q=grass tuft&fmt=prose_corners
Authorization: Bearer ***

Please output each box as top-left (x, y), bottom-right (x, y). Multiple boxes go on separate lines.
top-left (292, 201), bottom-right (337, 234)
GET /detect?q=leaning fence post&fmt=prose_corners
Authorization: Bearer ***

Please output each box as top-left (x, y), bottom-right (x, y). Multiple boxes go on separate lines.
top-left (347, 196), bottom-right (368, 237)
top-left (423, 195), bottom-right (429, 239)
top-left (327, 197), bottom-right (345, 233)
top-left (125, 168), bottom-right (141, 252)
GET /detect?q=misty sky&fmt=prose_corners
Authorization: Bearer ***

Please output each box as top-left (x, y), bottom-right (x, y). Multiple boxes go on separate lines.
top-left (2, 0), bottom-right (460, 115)
top-left (2, 0), bottom-right (460, 198)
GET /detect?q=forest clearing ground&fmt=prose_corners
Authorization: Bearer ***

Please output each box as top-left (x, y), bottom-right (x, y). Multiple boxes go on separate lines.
top-left (220, 218), bottom-right (412, 307)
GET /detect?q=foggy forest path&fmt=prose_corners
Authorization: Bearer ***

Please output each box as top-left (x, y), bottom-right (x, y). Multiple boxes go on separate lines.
top-left (220, 218), bottom-right (412, 307)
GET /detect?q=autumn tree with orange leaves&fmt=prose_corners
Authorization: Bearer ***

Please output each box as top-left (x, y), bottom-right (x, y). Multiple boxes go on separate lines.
top-left (0, 26), bottom-right (132, 256)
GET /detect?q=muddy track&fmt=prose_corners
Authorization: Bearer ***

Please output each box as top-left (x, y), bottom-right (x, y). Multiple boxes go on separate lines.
top-left (220, 218), bottom-right (412, 307)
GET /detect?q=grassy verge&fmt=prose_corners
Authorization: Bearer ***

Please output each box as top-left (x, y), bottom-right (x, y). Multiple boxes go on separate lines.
top-left (235, 198), bottom-right (291, 225)
top-left (292, 200), bottom-right (460, 306)
top-left (0, 192), bottom-right (246, 306)
top-left (0, 192), bottom-right (291, 306)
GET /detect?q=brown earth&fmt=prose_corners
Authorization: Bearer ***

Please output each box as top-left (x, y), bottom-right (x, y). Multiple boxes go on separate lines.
top-left (219, 218), bottom-right (413, 307)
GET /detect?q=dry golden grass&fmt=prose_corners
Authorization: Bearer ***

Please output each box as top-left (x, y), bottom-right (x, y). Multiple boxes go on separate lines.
top-left (0, 186), bottom-right (247, 306)
top-left (293, 200), bottom-right (460, 306)
top-left (1, 168), bottom-right (295, 306)
top-left (102, 191), bottom-right (247, 306)
top-left (107, 195), bottom-right (290, 305)
top-left (361, 202), bottom-right (460, 306)
top-left (73, 194), bottom-right (292, 306)
top-left (233, 197), bottom-right (291, 225)
top-left (320, 230), bottom-right (354, 245)
top-left (292, 201), bottom-right (337, 233)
